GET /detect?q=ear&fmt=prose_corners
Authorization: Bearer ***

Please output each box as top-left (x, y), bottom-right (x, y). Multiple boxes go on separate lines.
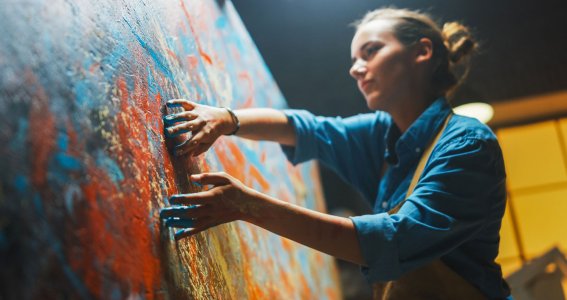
top-left (414, 37), bottom-right (434, 64)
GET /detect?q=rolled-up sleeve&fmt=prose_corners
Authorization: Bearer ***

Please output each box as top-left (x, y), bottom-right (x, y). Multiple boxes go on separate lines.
top-left (280, 109), bottom-right (388, 201)
top-left (349, 136), bottom-right (506, 282)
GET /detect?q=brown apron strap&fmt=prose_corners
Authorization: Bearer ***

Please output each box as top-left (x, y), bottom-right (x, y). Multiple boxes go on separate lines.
top-left (389, 114), bottom-right (451, 214)
top-left (373, 114), bottom-right (488, 300)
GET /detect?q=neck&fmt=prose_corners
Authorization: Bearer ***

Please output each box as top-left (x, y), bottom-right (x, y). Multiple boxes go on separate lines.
top-left (389, 94), bottom-right (438, 133)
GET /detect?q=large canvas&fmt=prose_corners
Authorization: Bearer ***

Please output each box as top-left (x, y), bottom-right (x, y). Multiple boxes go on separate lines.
top-left (0, 0), bottom-right (340, 298)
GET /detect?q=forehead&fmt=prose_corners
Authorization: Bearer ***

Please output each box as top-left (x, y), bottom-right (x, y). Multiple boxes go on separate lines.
top-left (351, 19), bottom-right (399, 56)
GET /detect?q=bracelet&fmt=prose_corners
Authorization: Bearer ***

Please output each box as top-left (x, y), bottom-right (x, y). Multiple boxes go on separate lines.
top-left (223, 107), bottom-right (240, 135)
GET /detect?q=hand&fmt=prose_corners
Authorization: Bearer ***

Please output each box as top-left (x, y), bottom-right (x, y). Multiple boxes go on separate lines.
top-left (163, 99), bottom-right (237, 156)
top-left (159, 172), bottom-right (257, 240)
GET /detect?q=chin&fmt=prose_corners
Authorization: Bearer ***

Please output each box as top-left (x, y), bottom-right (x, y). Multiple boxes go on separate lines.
top-left (364, 94), bottom-right (385, 111)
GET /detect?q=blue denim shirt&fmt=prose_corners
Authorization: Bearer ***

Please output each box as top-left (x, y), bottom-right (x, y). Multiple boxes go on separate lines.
top-left (281, 98), bottom-right (511, 299)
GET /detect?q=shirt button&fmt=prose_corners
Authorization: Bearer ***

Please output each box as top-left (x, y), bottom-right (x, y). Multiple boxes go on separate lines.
top-left (415, 147), bottom-right (421, 153)
top-left (382, 201), bottom-right (388, 209)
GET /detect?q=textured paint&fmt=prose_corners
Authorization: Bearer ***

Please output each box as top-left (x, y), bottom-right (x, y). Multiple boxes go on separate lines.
top-left (0, 0), bottom-right (340, 299)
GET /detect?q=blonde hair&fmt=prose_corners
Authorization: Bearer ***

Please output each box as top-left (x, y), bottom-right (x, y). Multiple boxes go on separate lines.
top-left (353, 8), bottom-right (477, 96)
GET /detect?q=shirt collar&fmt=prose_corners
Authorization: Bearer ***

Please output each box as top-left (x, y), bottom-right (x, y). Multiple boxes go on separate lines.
top-left (384, 97), bottom-right (452, 166)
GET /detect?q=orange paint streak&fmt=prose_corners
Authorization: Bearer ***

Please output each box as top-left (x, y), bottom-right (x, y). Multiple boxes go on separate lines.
top-left (224, 139), bottom-right (246, 166)
top-left (279, 269), bottom-right (294, 297)
top-left (248, 165), bottom-right (270, 191)
top-left (200, 51), bottom-right (212, 65)
top-left (165, 48), bottom-right (178, 61)
top-left (89, 62), bottom-right (100, 73)
top-left (281, 238), bottom-right (294, 252)
top-left (238, 72), bottom-right (254, 108)
top-left (214, 139), bottom-right (271, 191)
top-left (237, 236), bottom-right (267, 299)
top-left (69, 76), bottom-right (166, 298)
top-left (180, 1), bottom-right (213, 66)
top-left (260, 152), bottom-right (266, 164)
top-left (186, 55), bottom-right (199, 69)
top-left (26, 71), bottom-right (56, 188)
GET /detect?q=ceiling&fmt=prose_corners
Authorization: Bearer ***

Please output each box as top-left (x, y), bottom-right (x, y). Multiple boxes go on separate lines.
top-left (231, 0), bottom-right (567, 127)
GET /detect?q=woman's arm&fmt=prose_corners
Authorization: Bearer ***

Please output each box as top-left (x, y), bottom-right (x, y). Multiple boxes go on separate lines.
top-left (233, 108), bottom-right (295, 145)
top-left (159, 172), bottom-right (365, 266)
top-left (163, 99), bottom-right (295, 156)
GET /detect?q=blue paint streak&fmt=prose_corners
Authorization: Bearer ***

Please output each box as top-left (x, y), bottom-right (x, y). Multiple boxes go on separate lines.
top-left (103, 30), bottom-right (129, 69)
top-left (57, 132), bottom-right (69, 151)
top-left (95, 151), bottom-right (124, 184)
top-left (33, 193), bottom-right (44, 215)
top-left (14, 175), bottom-right (29, 193)
top-left (123, 18), bottom-right (175, 83)
top-left (55, 153), bottom-right (82, 171)
top-left (146, 65), bottom-right (159, 96)
top-left (215, 16), bottom-right (228, 29)
top-left (110, 284), bottom-right (122, 300)
top-left (73, 80), bottom-right (93, 109)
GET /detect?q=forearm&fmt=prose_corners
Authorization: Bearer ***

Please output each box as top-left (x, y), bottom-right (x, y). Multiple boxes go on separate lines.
top-left (243, 189), bottom-right (365, 265)
top-left (234, 108), bottom-right (296, 146)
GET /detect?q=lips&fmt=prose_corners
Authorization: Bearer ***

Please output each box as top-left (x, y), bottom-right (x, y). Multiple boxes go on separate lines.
top-left (359, 79), bottom-right (374, 91)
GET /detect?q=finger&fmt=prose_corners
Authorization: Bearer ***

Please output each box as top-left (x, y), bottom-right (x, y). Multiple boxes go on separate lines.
top-left (161, 205), bottom-right (213, 220)
top-left (173, 138), bottom-right (200, 157)
top-left (174, 218), bottom-right (223, 240)
top-left (164, 217), bottom-right (194, 228)
top-left (166, 99), bottom-right (196, 110)
top-left (159, 205), bottom-right (198, 219)
top-left (165, 120), bottom-right (205, 138)
top-left (163, 111), bottom-right (198, 125)
top-left (188, 129), bottom-right (208, 144)
top-left (190, 172), bottom-right (231, 186)
top-left (168, 192), bottom-right (216, 205)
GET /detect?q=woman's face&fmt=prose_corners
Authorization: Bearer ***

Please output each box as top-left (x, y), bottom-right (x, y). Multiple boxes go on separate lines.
top-left (350, 19), bottom-right (416, 111)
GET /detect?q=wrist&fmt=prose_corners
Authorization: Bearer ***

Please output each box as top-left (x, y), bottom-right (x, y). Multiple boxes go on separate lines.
top-left (240, 188), bottom-right (266, 224)
top-left (222, 107), bottom-right (240, 135)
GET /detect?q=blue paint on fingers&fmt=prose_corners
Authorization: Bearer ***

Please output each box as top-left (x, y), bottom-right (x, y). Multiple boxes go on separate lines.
top-left (165, 218), bottom-right (194, 228)
top-left (159, 205), bottom-right (197, 218)
top-left (165, 101), bottom-right (183, 108)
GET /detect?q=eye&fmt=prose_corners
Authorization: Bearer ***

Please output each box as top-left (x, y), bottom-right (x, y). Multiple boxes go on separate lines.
top-left (364, 45), bottom-right (381, 58)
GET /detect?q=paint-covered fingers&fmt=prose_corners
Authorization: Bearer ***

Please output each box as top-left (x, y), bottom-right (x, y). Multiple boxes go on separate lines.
top-left (161, 205), bottom-right (217, 233)
top-left (164, 119), bottom-right (205, 138)
top-left (167, 191), bottom-right (217, 205)
top-left (171, 130), bottom-right (211, 157)
top-left (163, 111), bottom-right (198, 126)
top-left (160, 205), bottom-right (209, 219)
top-left (164, 218), bottom-right (194, 228)
top-left (163, 101), bottom-right (236, 157)
top-left (166, 99), bottom-right (197, 110)
top-left (173, 218), bottom-right (225, 240)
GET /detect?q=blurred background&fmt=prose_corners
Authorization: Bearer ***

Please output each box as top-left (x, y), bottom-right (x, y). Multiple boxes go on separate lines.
top-left (232, 0), bottom-right (567, 299)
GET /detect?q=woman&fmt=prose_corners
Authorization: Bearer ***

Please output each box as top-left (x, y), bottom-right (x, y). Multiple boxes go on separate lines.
top-left (160, 8), bottom-right (511, 299)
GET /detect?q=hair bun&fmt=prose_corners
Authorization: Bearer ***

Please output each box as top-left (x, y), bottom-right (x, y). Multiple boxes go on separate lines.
top-left (442, 22), bottom-right (477, 64)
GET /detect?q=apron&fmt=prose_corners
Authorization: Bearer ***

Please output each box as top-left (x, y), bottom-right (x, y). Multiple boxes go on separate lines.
top-left (372, 114), bottom-right (487, 300)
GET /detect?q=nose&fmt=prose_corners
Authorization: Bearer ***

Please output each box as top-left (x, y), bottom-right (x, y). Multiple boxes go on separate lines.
top-left (349, 59), bottom-right (367, 79)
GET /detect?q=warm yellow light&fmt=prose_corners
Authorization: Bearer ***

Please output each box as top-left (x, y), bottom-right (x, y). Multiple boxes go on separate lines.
top-left (453, 102), bottom-right (494, 124)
